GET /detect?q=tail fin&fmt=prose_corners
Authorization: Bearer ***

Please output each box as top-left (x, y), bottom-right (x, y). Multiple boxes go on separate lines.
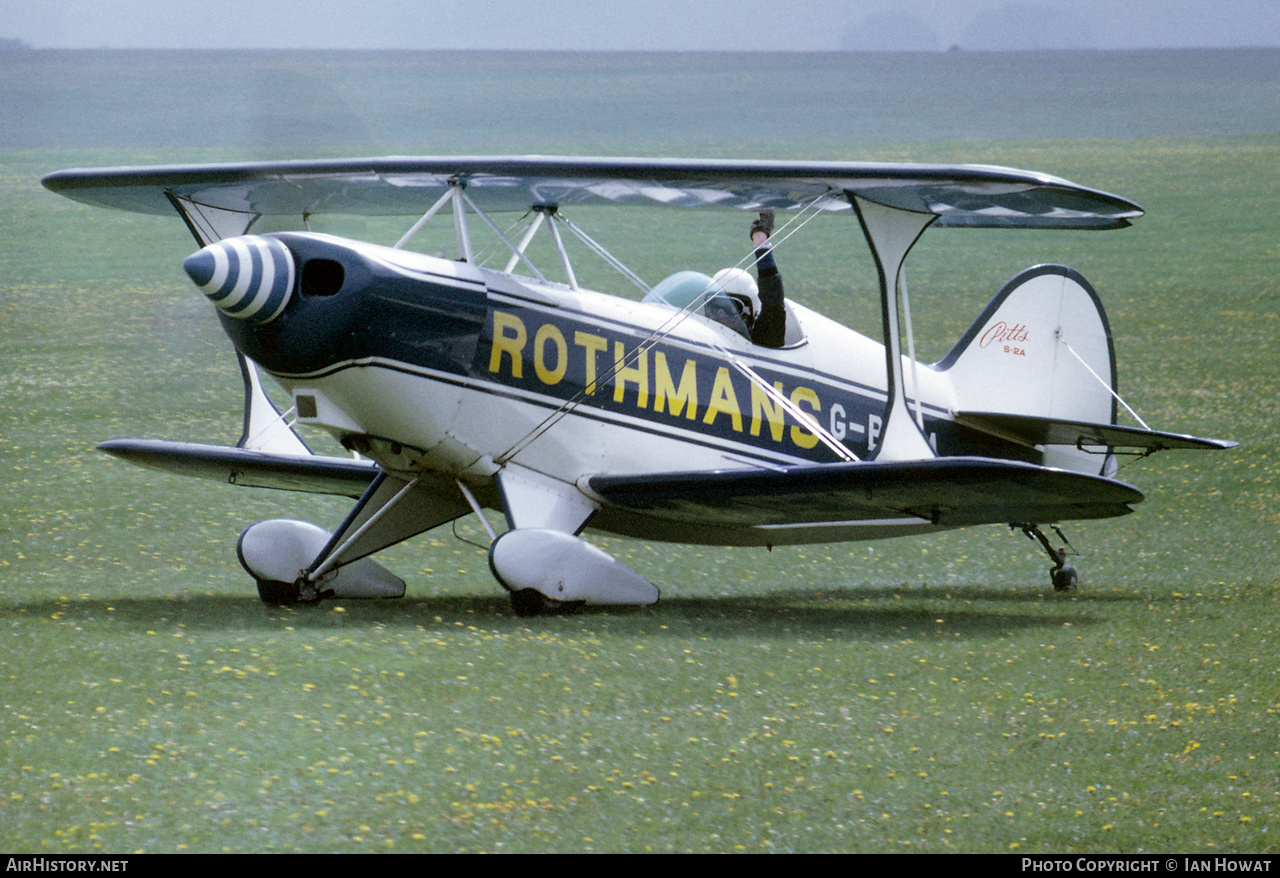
top-left (937, 265), bottom-right (1117, 476)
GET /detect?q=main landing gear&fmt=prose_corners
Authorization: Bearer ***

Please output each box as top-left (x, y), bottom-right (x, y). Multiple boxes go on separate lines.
top-left (508, 588), bottom-right (585, 618)
top-left (254, 577), bottom-right (335, 606)
top-left (1019, 524), bottom-right (1079, 592)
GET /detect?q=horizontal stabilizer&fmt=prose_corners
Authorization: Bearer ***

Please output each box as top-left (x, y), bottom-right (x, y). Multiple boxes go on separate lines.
top-left (589, 456), bottom-right (1143, 529)
top-left (954, 412), bottom-right (1238, 452)
top-left (98, 439), bottom-right (378, 498)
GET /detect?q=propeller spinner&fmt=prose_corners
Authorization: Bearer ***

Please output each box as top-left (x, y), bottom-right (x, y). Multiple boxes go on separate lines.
top-left (183, 235), bottom-right (295, 324)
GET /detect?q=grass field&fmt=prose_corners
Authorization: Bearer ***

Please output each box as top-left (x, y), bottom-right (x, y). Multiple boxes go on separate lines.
top-left (2, 51), bottom-right (1278, 853)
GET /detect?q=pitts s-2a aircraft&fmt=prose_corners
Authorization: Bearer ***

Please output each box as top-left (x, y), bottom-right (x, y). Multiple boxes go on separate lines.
top-left (43, 156), bottom-right (1234, 615)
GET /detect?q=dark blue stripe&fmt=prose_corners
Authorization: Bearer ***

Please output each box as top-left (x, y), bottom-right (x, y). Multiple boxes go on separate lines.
top-left (247, 239), bottom-right (293, 323)
top-left (207, 244), bottom-right (241, 303)
top-left (225, 242), bottom-right (267, 316)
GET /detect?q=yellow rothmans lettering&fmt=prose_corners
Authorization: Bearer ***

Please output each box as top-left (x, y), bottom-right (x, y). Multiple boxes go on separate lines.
top-left (750, 380), bottom-right (787, 442)
top-left (489, 311), bottom-right (527, 378)
top-left (653, 352), bottom-right (698, 420)
top-left (534, 323), bottom-right (568, 385)
top-left (612, 341), bottom-right (648, 408)
top-left (487, 310), bottom-right (830, 457)
top-left (789, 385), bottom-right (821, 449)
top-left (575, 331), bottom-right (608, 395)
top-left (703, 366), bottom-right (743, 432)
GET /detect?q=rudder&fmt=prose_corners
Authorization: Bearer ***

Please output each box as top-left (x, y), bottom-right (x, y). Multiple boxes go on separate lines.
top-left (937, 265), bottom-right (1117, 475)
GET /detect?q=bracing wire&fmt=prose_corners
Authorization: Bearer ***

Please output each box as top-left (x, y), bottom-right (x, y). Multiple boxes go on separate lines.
top-left (1059, 336), bottom-right (1151, 430)
top-left (471, 209), bottom-right (536, 268)
top-left (493, 190), bottom-right (847, 465)
top-left (244, 404), bottom-right (299, 449)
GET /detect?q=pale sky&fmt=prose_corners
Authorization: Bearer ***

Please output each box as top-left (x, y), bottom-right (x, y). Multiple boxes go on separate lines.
top-left (4, 0), bottom-right (1280, 51)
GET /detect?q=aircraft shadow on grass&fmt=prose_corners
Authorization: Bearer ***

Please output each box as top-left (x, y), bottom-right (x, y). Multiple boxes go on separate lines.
top-left (17, 584), bottom-right (1165, 639)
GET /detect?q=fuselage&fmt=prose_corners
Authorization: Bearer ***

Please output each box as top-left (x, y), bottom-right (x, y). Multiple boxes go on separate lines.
top-left (213, 232), bottom-right (1029, 543)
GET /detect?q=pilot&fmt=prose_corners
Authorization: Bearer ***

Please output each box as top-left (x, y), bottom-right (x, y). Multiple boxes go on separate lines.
top-left (713, 211), bottom-right (787, 348)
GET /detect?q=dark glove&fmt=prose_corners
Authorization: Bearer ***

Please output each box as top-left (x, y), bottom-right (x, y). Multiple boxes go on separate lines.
top-left (750, 211), bottom-right (775, 239)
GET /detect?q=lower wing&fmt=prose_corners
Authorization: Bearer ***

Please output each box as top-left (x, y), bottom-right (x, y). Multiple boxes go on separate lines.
top-left (97, 439), bottom-right (378, 498)
top-left (588, 456), bottom-right (1144, 529)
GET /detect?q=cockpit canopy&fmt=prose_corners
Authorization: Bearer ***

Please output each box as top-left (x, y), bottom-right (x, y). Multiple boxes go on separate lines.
top-left (643, 270), bottom-right (752, 340)
top-left (643, 270), bottom-right (804, 346)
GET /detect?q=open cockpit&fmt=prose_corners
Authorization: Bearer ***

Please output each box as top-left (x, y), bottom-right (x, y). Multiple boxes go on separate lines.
top-left (642, 269), bottom-right (806, 347)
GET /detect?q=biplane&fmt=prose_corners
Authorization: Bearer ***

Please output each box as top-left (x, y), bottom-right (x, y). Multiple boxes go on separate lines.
top-left (42, 156), bottom-right (1234, 615)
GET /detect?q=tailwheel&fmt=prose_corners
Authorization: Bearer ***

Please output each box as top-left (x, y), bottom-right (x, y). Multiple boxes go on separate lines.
top-left (1018, 524), bottom-right (1080, 593)
top-left (1051, 564), bottom-right (1079, 592)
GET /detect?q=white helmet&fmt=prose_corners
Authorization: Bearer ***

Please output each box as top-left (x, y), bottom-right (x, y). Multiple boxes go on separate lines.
top-left (712, 267), bottom-right (759, 322)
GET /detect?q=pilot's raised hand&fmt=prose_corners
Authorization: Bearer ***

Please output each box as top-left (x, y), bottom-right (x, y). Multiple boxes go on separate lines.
top-left (750, 210), bottom-right (775, 246)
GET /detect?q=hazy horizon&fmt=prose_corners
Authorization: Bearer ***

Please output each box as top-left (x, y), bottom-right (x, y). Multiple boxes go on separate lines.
top-left (4, 1), bottom-right (1280, 53)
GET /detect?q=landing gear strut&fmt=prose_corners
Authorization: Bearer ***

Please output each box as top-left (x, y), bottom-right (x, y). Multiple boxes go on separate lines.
top-left (1018, 524), bottom-right (1079, 592)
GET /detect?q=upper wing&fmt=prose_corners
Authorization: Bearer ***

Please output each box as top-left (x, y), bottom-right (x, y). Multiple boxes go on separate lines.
top-left (42, 155), bottom-right (1142, 230)
top-left (588, 456), bottom-right (1143, 529)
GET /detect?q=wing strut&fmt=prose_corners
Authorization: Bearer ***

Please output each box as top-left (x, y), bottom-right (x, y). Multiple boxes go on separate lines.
top-left (164, 191), bottom-right (258, 246)
top-left (544, 207), bottom-right (579, 290)
top-left (458, 188), bottom-right (547, 282)
top-left (300, 472), bottom-right (471, 591)
top-left (503, 209), bottom-right (548, 274)
top-left (390, 177), bottom-right (652, 295)
top-left (163, 189), bottom-right (315, 459)
top-left (452, 182), bottom-right (474, 262)
top-left (850, 195), bottom-right (937, 462)
top-left (394, 186), bottom-right (456, 249)
top-left (236, 354), bottom-right (312, 456)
